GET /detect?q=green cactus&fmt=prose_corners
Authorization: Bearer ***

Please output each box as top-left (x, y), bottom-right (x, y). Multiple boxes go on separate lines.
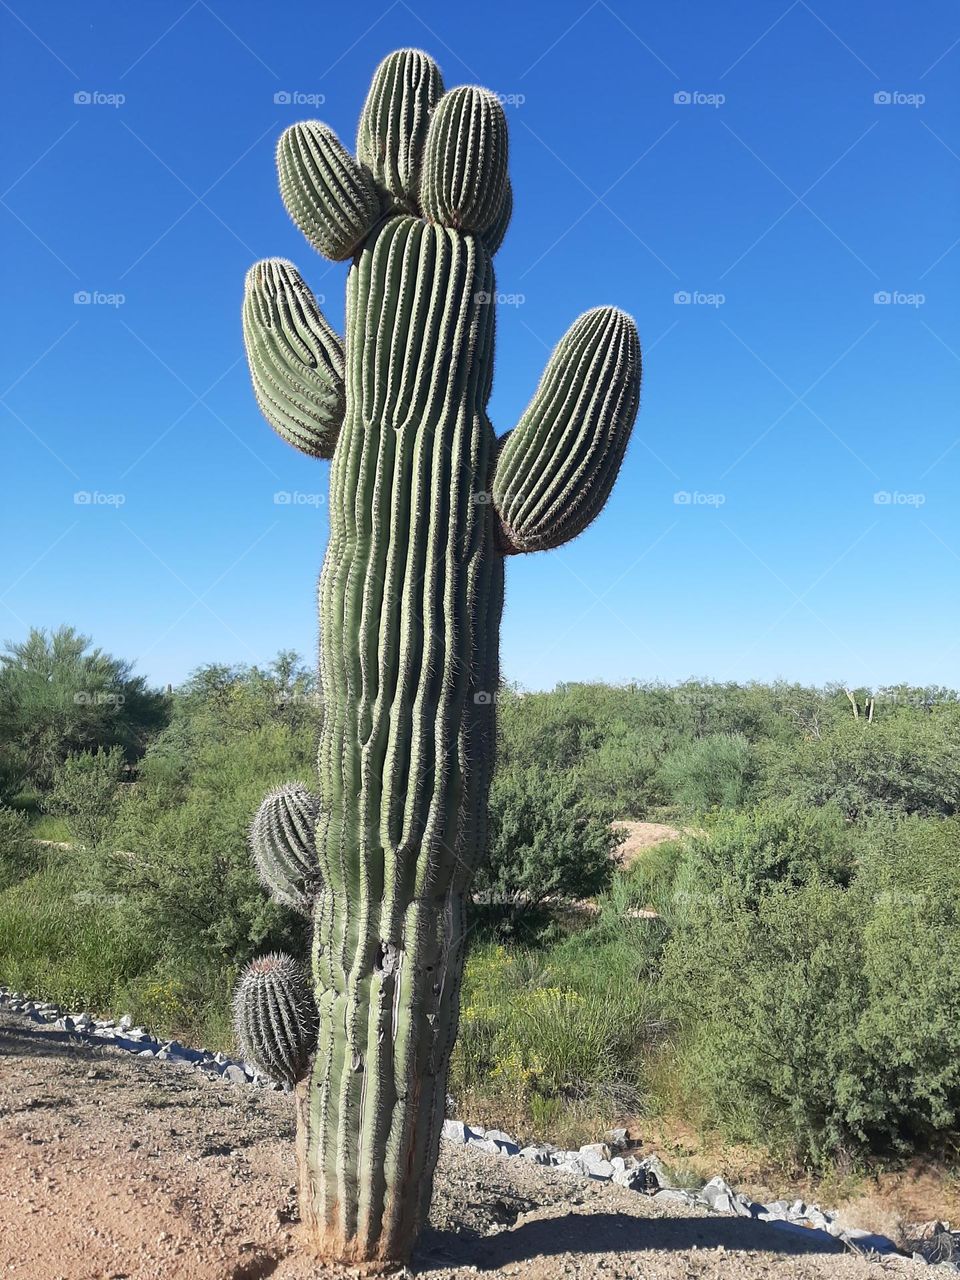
top-left (249, 783), bottom-right (322, 914)
top-left (234, 953), bottom-right (317, 1087)
top-left (239, 48), bottom-right (642, 1268)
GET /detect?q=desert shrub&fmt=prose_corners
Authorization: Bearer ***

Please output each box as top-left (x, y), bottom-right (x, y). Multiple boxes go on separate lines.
top-left (674, 799), bottom-right (856, 907)
top-left (571, 722), bottom-right (664, 818)
top-left (45, 746), bottom-right (126, 848)
top-left (450, 941), bottom-right (651, 1142)
top-left (102, 708), bottom-right (313, 963)
top-left (0, 856), bottom-right (153, 1011)
top-left (660, 817), bottom-right (960, 1165)
top-left (658, 732), bottom-right (756, 815)
top-left (0, 806), bottom-right (37, 893)
top-left (763, 715), bottom-right (960, 820)
top-left (476, 764), bottom-right (619, 911)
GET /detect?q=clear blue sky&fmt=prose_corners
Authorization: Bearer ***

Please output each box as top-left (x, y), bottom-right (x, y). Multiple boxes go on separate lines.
top-left (2, 1), bottom-right (958, 692)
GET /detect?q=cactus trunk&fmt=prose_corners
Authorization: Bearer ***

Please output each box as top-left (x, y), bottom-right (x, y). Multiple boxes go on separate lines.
top-left (300, 215), bottom-right (502, 1264)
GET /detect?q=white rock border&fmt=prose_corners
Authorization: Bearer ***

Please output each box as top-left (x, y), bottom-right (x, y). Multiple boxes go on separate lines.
top-left (1, 986), bottom-right (952, 1270)
top-left (0, 986), bottom-right (283, 1091)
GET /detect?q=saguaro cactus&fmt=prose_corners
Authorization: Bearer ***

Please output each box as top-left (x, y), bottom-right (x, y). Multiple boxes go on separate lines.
top-left (239, 48), bottom-right (642, 1269)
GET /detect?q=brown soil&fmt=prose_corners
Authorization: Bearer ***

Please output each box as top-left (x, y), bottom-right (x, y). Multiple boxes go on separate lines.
top-left (613, 821), bottom-right (683, 866)
top-left (0, 1010), bottom-right (920, 1280)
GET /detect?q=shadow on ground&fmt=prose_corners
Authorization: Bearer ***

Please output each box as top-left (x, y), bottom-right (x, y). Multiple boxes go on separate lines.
top-left (417, 1210), bottom-right (847, 1272)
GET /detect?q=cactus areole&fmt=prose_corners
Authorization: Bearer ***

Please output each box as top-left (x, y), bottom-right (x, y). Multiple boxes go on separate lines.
top-left (238, 49), bottom-right (642, 1269)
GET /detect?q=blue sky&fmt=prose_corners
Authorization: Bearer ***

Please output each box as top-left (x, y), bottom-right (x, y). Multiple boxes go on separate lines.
top-left (2, 1), bottom-right (959, 692)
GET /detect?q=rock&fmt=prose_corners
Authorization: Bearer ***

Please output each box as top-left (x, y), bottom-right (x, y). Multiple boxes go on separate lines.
top-left (839, 1227), bottom-right (900, 1255)
top-left (484, 1129), bottom-right (518, 1150)
top-left (222, 1065), bottom-right (248, 1085)
top-left (72, 1012), bottom-right (92, 1029)
top-left (118, 1014), bottom-right (133, 1031)
top-left (701, 1176), bottom-right (736, 1214)
top-left (213, 1052), bottom-right (229, 1065)
top-left (614, 1166), bottom-right (655, 1193)
top-left (137, 1049), bottom-right (155, 1058)
top-left (519, 1145), bottom-right (552, 1165)
top-left (732, 1192), bottom-right (763, 1219)
top-left (760, 1200), bottom-right (791, 1220)
top-left (587, 1160), bottom-right (614, 1180)
top-left (466, 1137), bottom-right (502, 1156)
top-left (54, 1017), bottom-right (75, 1032)
top-left (578, 1142), bottom-right (612, 1164)
top-left (653, 1188), bottom-right (697, 1205)
top-left (637, 1154), bottom-right (670, 1187)
top-left (605, 1127), bottom-right (629, 1150)
top-left (554, 1160), bottom-right (588, 1179)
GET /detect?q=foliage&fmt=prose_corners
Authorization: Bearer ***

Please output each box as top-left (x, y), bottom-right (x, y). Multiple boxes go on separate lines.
top-left (450, 939), bottom-right (653, 1143)
top-left (763, 714), bottom-right (960, 820)
top-left (477, 764), bottom-right (619, 911)
top-left (45, 746), bottom-right (126, 848)
top-left (0, 626), bottom-right (168, 791)
top-left (673, 799), bottom-right (857, 907)
top-left (0, 806), bottom-right (37, 894)
top-left (658, 732), bottom-right (757, 815)
top-left (660, 817), bottom-right (960, 1165)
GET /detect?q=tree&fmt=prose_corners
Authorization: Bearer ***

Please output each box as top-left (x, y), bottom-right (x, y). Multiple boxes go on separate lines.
top-left (0, 626), bottom-right (169, 790)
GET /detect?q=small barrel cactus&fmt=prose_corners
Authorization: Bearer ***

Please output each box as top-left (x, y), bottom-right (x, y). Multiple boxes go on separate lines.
top-left (234, 953), bottom-right (317, 1087)
top-left (237, 47), bottom-right (642, 1269)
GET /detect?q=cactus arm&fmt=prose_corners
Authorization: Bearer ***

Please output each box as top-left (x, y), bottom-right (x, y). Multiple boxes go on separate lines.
top-left (357, 49), bottom-right (444, 213)
top-left (278, 121), bottom-right (381, 261)
top-left (234, 953), bottom-right (317, 1086)
top-left (491, 307), bottom-right (641, 553)
top-left (249, 782), bottom-right (323, 913)
top-left (242, 259), bottom-right (345, 459)
top-left (421, 86), bottom-right (510, 238)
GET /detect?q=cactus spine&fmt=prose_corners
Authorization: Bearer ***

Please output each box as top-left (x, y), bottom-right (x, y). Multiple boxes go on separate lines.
top-left (239, 48), bottom-right (641, 1269)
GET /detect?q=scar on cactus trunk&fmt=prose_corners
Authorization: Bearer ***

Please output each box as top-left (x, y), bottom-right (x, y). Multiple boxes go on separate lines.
top-left (237, 48), bottom-right (642, 1270)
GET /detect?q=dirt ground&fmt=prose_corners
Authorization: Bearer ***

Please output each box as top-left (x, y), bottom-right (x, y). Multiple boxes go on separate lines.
top-left (0, 1010), bottom-right (922, 1280)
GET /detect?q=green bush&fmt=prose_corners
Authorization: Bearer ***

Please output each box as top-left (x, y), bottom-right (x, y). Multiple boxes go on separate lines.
top-left (450, 939), bottom-right (653, 1143)
top-left (658, 732), bottom-right (756, 815)
top-left (0, 626), bottom-right (168, 790)
top-left (45, 746), bottom-right (126, 848)
top-left (476, 764), bottom-right (619, 911)
top-left (660, 817), bottom-right (960, 1165)
top-left (0, 806), bottom-right (37, 893)
top-left (673, 799), bottom-right (856, 908)
top-left (763, 715), bottom-right (960, 820)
